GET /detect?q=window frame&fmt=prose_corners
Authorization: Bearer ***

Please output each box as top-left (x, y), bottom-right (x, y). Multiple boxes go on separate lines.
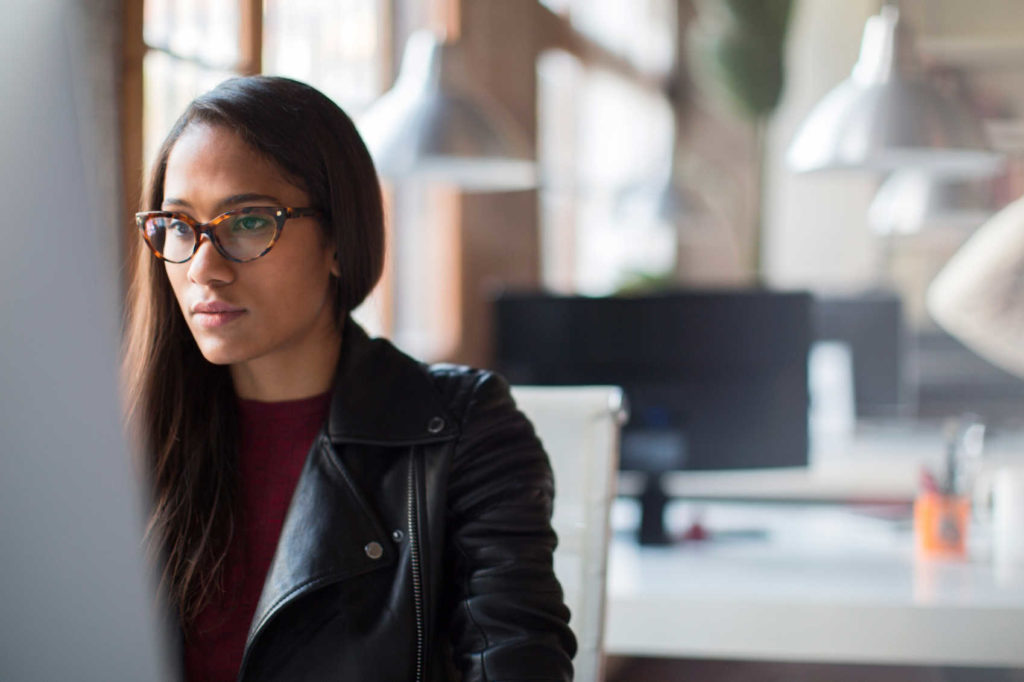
top-left (119, 0), bottom-right (396, 335)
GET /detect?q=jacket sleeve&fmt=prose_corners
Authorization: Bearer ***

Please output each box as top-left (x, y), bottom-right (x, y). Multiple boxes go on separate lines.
top-left (443, 371), bottom-right (577, 681)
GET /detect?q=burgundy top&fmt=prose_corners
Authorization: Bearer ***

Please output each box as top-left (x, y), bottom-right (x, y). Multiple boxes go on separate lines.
top-left (184, 391), bottom-right (332, 682)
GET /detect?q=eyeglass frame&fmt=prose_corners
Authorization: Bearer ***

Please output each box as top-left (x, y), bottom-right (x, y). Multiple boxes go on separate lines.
top-left (135, 206), bottom-right (324, 264)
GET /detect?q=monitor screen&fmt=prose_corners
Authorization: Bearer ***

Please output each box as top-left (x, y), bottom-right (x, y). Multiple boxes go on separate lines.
top-left (493, 290), bottom-right (813, 474)
top-left (914, 329), bottom-right (1024, 425)
top-left (812, 293), bottom-right (909, 418)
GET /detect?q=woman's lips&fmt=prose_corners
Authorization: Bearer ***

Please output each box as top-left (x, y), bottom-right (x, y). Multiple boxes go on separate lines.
top-left (193, 310), bottom-right (246, 328)
top-left (191, 301), bottom-right (246, 328)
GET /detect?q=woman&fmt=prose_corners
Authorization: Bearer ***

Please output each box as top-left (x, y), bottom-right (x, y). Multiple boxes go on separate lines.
top-left (123, 76), bottom-right (576, 681)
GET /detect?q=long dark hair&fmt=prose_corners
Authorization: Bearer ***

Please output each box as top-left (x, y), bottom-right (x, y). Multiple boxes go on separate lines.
top-left (122, 76), bottom-right (385, 627)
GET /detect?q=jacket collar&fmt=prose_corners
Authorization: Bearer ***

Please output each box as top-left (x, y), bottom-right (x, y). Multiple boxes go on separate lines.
top-left (326, 317), bottom-right (458, 445)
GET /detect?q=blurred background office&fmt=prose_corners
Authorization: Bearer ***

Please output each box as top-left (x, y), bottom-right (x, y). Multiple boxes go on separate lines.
top-left (116, 0), bottom-right (1024, 412)
top-left (9, 0), bottom-right (1024, 680)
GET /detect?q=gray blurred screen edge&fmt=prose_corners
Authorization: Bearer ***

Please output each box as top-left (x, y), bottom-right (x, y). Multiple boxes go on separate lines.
top-left (0, 1), bottom-right (170, 680)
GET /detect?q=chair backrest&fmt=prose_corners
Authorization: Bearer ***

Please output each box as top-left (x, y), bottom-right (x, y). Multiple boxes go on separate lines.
top-left (510, 385), bottom-right (625, 682)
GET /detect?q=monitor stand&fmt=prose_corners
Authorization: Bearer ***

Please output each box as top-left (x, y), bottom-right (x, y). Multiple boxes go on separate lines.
top-left (638, 474), bottom-right (671, 545)
top-left (636, 473), bottom-right (772, 545)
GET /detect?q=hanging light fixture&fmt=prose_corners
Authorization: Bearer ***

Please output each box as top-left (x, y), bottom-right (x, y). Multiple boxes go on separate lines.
top-left (787, 4), bottom-right (1001, 176)
top-left (868, 171), bottom-right (1004, 235)
top-left (358, 30), bottom-right (537, 192)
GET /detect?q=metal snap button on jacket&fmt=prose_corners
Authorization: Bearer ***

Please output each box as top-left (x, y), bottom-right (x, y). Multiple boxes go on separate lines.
top-left (364, 541), bottom-right (384, 560)
top-left (427, 417), bottom-right (445, 434)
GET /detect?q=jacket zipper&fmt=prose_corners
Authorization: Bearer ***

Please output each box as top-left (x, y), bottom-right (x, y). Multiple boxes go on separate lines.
top-left (408, 452), bottom-right (425, 682)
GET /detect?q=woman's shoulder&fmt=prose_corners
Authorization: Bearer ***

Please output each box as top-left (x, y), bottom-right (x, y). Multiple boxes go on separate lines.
top-left (420, 363), bottom-right (515, 424)
top-left (345, 322), bottom-right (523, 438)
top-left (423, 362), bottom-right (552, 490)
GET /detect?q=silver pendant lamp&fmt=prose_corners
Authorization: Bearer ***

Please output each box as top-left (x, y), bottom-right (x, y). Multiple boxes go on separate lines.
top-left (358, 30), bottom-right (537, 192)
top-left (868, 171), bottom-right (1003, 235)
top-left (787, 4), bottom-right (1001, 176)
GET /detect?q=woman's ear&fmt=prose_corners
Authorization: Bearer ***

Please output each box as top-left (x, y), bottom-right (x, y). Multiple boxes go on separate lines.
top-left (331, 251), bottom-right (341, 278)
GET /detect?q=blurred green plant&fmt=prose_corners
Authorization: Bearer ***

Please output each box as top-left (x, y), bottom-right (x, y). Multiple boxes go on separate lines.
top-left (694, 0), bottom-right (793, 281)
top-left (702, 0), bottom-right (792, 119)
top-left (614, 270), bottom-right (678, 297)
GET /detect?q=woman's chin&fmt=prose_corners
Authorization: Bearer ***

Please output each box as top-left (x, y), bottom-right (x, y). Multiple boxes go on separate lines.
top-left (195, 342), bottom-right (250, 367)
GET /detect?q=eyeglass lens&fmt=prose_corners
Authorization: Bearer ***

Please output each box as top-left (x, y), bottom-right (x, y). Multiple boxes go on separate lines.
top-left (144, 209), bottom-right (278, 262)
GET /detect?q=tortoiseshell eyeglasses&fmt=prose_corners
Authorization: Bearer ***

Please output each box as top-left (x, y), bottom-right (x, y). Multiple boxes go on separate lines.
top-left (135, 206), bottom-right (323, 264)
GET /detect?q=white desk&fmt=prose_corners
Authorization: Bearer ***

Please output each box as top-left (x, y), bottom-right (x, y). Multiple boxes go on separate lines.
top-left (619, 421), bottom-right (1024, 504)
top-left (604, 500), bottom-right (1024, 667)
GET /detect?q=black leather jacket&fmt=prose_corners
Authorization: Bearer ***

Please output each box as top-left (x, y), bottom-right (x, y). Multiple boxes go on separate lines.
top-left (233, 318), bottom-right (576, 681)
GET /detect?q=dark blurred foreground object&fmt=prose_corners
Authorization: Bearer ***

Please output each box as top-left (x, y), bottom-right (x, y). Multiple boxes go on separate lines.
top-left (0, 1), bottom-right (170, 679)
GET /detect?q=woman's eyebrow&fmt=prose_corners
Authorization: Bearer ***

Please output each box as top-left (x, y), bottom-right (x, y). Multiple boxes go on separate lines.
top-left (161, 193), bottom-right (284, 212)
top-left (161, 197), bottom-right (192, 209)
top-left (216, 193), bottom-right (284, 211)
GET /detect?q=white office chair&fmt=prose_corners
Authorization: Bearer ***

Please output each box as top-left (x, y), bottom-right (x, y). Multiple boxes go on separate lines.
top-left (510, 385), bottom-right (626, 682)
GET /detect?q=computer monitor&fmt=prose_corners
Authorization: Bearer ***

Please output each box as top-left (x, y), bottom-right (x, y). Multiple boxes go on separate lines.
top-left (811, 292), bottom-right (1024, 425)
top-left (914, 329), bottom-right (1024, 425)
top-left (493, 290), bottom-right (813, 543)
top-left (812, 293), bottom-right (910, 418)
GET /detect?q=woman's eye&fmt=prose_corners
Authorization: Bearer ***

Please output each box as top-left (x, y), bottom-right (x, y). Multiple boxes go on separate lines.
top-left (168, 221), bottom-right (192, 238)
top-left (232, 215), bottom-right (272, 233)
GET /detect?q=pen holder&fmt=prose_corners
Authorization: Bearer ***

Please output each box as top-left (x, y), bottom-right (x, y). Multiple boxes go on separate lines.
top-left (914, 492), bottom-right (970, 559)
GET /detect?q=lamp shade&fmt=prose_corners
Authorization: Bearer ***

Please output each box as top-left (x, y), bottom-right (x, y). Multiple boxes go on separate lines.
top-left (868, 171), bottom-right (1002, 234)
top-left (358, 31), bottom-right (537, 191)
top-left (787, 6), bottom-right (1001, 176)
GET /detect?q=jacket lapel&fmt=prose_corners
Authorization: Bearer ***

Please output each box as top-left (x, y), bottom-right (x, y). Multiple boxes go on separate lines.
top-left (243, 432), bottom-right (395, 657)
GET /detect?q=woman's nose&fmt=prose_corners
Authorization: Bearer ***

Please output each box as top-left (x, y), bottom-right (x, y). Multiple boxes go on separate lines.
top-left (187, 235), bottom-right (235, 286)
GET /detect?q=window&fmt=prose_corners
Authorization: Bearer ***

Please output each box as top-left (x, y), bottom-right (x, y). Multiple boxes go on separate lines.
top-left (124, 0), bottom-right (392, 333)
top-left (537, 0), bottom-right (680, 295)
top-left (263, 0), bottom-right (387, 112)
top-left (141, 0), bottom-right (242, 170)
top-left (138, 0), bottom-right (387, 175)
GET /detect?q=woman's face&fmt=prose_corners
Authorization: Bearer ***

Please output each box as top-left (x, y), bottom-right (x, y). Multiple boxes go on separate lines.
top-left (162, 123), bottom-right (339, 376)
